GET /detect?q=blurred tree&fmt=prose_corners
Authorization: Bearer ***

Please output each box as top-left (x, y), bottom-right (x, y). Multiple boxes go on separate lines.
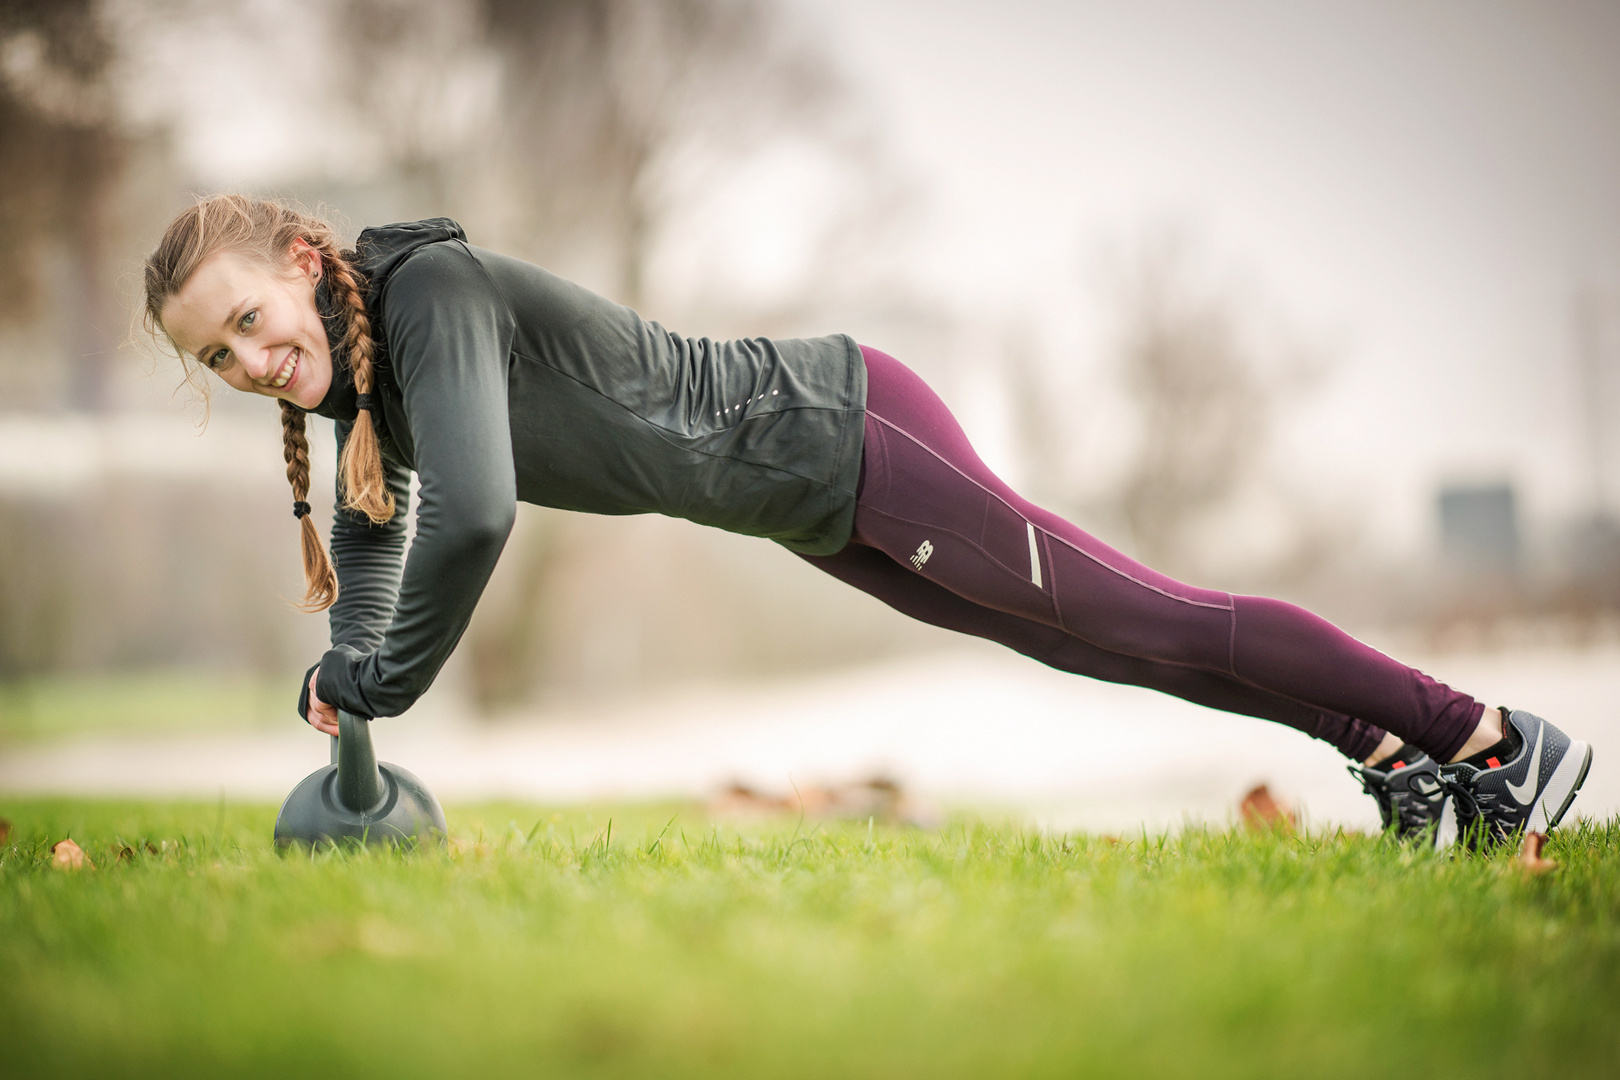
top-left (16, 0), bottom-right (904, 707)
top-left (0, 0), bottom-right (130, 409)
top-left (328, 0), bottom-right (865, 710)
top-left (324, 0), bottom-right (849, 307)
top-left (328, 0), bottom-right (497, 212)
top-left (1011, 231), bottom-right (1328, 583)
top-left (467, 0), bottom-right (844, 309)
top-left (1111, 234), bottom-right (1270, 571)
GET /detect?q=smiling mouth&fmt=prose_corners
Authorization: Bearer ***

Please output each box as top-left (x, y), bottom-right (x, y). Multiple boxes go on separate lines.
top-left (267, 348), bottom-right (299, 390)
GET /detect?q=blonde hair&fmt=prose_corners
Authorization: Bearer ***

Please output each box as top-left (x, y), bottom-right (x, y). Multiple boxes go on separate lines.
top-left (143, 194), bottom-right (395, 612)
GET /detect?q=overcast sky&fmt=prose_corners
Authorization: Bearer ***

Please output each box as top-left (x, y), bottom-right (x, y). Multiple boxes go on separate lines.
top-left (793, 0), bottom-right (1620, 553)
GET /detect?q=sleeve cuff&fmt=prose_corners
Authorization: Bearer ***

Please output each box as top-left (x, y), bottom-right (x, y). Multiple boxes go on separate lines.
top-left (315, 643), bottom-right (377, 719)
top-left (295, 661), bottom-right (321, 725)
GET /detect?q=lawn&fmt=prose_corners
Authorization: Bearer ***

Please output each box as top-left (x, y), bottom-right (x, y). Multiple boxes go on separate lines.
top-left (0, 671), bottom-right (287, 743)
top-left (2, 798), bottom-right (1618, 1079)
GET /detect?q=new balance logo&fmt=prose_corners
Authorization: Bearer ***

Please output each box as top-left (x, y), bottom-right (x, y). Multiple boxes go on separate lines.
top-left (910, 540), bottom-right (934, 570)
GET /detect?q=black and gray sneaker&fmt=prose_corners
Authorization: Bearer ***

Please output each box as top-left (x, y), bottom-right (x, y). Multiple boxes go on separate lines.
top-left (1348, 744), bottom-right (1450, 843)
top-left (1439, 708), bottom-right (1593, 848)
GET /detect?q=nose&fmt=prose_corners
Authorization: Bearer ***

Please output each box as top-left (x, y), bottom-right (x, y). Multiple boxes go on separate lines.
top-left (237, 344), bottom-right (276, 382)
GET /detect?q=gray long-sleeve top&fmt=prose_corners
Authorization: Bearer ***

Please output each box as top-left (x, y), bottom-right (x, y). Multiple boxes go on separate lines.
top-left (304, 219), bottom-right (866, 720)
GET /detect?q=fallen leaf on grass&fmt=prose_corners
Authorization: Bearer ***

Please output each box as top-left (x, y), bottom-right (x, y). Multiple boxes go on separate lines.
top-left (1518, 831), bottom-right (1557, 874)
top-left (1239, 784), bottom-right (1297, 832)
top-left (0, 818), bottom-right (11, 845)
top-left (51, 839), bottom-right (91, 870)
top-left (115, 845), bottom-right (135, 863)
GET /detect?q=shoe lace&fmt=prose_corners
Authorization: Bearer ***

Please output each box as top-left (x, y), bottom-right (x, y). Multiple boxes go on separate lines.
top-left (1346, 763), bottom-right (1393, 827)
top-left (1441, 773), bottom-right (1479, 820)
top-left (1438, 770), bottom-right (1507, 848)
top-left (1345, 762), bottom-right (1381, 795)
top-left (1389, 789), bottom-right (1437, 833)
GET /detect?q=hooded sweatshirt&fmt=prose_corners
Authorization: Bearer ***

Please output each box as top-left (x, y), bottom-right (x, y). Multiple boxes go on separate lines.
top-left (303, 219), bottom-right (866, 719)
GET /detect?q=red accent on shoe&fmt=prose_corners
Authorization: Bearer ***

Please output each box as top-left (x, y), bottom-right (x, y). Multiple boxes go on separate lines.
top-left (1391, 760), bottom-right (1405, 771)
top-left (1487, 756), bottom-right (1501, 769)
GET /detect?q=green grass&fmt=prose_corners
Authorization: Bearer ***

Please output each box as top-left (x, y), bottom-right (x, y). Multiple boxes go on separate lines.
top-left (2, 799), bottom-right (1619, 1078)
top-left (0, 672), bottom-right (288, 743)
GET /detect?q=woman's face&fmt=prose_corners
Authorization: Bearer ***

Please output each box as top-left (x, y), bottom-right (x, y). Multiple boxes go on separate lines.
top-left (161, 240), bottom-right (333, 410)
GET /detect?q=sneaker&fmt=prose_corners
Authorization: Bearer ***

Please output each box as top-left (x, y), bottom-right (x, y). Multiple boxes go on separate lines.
top-left (1348, 745), bottom-right (1450, 843)
top-left (1439, 708), bottom-right (1593, 848)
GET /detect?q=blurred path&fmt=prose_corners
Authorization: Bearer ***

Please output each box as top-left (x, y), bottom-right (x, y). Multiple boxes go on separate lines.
top-left (2, 642), bottom-right (1616, 833)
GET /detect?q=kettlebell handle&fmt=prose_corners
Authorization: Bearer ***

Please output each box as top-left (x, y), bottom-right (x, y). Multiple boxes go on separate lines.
top-left (329, 710), bottom-right (387, 814)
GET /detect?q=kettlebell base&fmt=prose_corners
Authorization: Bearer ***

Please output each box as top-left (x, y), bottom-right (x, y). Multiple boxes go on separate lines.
top-left (274, 761), bottom-right (447, 850)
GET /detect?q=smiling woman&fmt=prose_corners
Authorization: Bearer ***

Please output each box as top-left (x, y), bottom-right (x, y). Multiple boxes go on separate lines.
top-left (143, 196), bottom-right (396, 616)
top-left (138, 194), bottom-right (1592, 852)
top-left (160, 246), bottom-right (335, 408)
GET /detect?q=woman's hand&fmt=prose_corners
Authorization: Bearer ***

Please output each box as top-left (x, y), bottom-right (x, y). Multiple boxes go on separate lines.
top-left (306, 668), bottom-right (340, 736)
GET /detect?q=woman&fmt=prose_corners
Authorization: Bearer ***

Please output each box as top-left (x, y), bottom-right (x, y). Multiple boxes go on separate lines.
top-left (145, 195), bottom-right (1589, 848)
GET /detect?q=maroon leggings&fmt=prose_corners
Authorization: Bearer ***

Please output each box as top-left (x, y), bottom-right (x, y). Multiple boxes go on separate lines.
top-left (802, 346), bottom-right (1483, 763)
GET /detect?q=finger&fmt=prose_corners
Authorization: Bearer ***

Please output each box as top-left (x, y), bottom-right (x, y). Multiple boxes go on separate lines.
top-left (312, 698), bottom-right (340, 735)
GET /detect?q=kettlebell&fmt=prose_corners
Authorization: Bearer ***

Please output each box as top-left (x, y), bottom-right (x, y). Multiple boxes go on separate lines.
top-left (274, 709), bottom-right (446, 848)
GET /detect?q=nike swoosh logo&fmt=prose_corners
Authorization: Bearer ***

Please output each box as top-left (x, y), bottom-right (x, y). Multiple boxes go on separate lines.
top-left (1506, 719), bottom-right (1545, 806)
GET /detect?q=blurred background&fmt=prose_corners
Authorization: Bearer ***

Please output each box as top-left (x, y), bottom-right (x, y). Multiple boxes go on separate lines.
top-left (2, 0), bottom-right (1618, 829)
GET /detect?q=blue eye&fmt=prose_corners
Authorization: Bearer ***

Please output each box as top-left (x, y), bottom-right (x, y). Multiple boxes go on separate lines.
top-left (239, 310), bottom-right (257, 331)
top-left (209, 348), bottom-right (230, 369)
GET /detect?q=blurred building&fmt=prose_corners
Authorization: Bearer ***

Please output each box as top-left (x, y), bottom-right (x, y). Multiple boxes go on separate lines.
top-left (1437, 483), bottom-right (1520, 576)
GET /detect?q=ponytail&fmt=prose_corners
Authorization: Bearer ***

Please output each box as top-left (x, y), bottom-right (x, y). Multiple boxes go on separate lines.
top-left (280, 400), bottom-right (339, 611)
top-left (315, 245), bottom-right (394, 524)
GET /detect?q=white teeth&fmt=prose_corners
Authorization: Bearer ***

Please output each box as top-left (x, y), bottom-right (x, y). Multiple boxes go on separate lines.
top-left (269, 349), bottom-right (297, 389)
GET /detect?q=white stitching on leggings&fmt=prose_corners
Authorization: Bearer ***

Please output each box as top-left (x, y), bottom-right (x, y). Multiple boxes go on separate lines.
top-left (867, 411), bottom-right (1234, 613)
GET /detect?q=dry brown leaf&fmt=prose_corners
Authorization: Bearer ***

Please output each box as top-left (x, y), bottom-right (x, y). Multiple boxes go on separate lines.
top-left (1239, 784), bottom-right (1297, 832)
top-left (51, 838), bottom-right (91, 870)
top-left (1518, 831), bottom-right (1557, 874)
top-left (115, 845), bottom-right (135, 863)
top-left (0, 818), bottom-right (11, 845)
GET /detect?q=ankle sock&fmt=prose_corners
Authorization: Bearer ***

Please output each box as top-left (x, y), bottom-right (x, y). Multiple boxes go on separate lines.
top-left (1455, 708), bottom-right (1522, 771)
top-left (1368, 742), bottom-right (1426, 771)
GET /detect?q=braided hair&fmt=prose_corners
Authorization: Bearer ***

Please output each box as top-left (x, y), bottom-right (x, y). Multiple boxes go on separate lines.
top-left (143, 195), bottom-right (395, 612)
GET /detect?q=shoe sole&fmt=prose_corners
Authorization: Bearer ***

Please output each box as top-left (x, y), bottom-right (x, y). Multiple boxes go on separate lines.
top-left (1529, 740), bottom-right (1592, 833)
